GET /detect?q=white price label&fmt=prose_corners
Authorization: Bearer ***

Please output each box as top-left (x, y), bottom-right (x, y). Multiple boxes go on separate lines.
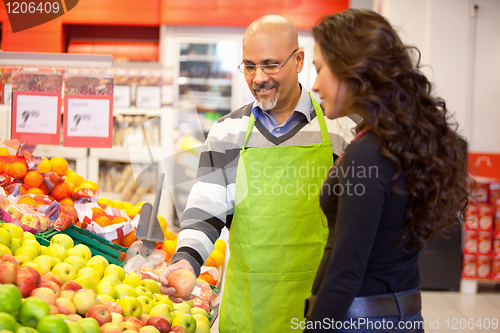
top-left (3, 83), bottom-right (12, 105)
top-left (114, 85), bottom-right (131, 108)
top-left (66, 98), bottom-right (110, 137)
top-left (16, 94), bottom-right (58, 134)
top-left (136, 86), bottom-right (161, 108)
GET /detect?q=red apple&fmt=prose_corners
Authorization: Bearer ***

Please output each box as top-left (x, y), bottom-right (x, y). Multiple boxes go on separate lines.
top-left (41, 272), bottom-right (62, 286)
top-left (39, 280), bottom-right (61, 298)
top-left (20, 265), bottom-right (41, 285)
top-left (55, 297), bottom-right (77, 315)
top-left (0, 259), bottom-right (17, 284)
top-left (100, 323), bottom-right (123, 333)
top-left (68, 314), bottom-right (83, 321)
top-left (170, 327), bottom-right (189, 333)
top-left (62, 280), bottom-right (83, 292)
top-left (0, 254), bottom-right (18, 266)
top-left (140, 314), bottom-right (152, 324)
top-left (167, 269), bottom-right (196, 298)
top-left (15, 268), bottom-right (38, 297)
top-left (86, 304), bottom-right (112, 326)
top-left (103, 300), bottom-right (123, 315)
top-left (123, 316), bottom-right (144, 330)
top-left (30, 286), bottom-right (57, 305)
top-left (49, 304), bottom-right (60, 315)
top-left (192, 298), bottom-right (210, 314)
top-left (146, 316), bottom-right (171, 333)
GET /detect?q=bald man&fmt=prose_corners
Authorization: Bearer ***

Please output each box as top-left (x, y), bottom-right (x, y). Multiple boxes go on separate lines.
top-left (159, 15), bottom-right (356, 332)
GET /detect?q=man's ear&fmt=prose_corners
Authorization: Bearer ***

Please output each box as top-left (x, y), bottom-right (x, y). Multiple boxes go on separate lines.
top-left (296, 49), bottom-right (305, 73)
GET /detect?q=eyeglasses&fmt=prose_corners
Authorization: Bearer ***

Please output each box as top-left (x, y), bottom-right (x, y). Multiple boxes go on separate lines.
top-left (238, 49), bottom-right (299, 75)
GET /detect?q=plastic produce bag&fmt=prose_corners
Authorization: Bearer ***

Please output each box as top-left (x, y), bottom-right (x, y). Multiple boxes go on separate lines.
top-left (3, 204), bottom-right (51, 233)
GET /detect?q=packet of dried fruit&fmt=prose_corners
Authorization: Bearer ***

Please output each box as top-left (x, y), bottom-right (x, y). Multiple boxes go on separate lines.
top-left (64, 73), bottom-right (114, 96)
top-left (12, 70), bottom-right (63, 93)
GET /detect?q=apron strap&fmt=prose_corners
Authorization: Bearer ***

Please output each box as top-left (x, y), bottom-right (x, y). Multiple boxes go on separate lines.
top-left (309, 92), bottom-right (331, 145)
top-left (242, 112), bottom-right (256, 150)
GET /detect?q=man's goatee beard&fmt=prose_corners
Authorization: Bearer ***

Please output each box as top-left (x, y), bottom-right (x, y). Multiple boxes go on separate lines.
top-left (256, 93), bottom-right (279, 111)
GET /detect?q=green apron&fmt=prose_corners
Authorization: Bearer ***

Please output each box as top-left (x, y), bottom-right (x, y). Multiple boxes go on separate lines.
top-left (219, 97), bottom-right (333, 332)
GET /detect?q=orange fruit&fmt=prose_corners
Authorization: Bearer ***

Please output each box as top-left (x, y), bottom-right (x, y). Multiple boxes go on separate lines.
top-left (17, 196), bottom-right (37, 205)
top-left (91, 207), bottom-right (106, 220)
top-left (94, 216), bottom-right (111, 227)
top-left (27, 188), bottom-right (44, 195)
top-left (214, 239), bottom-right (227, 254)
top-left (161, 240), bottom-right (177, 257)
top-left (50, 157), bottom-right (68, 176)
top-left (111, 216), bottom-right (127, 225)
top-left (40, 183), bottom-right (49, 195)
top-left (8, 162), bottom-right (27, 180)
top-left (51, 181), bottom-right (70, 201)
top-left (37, 157), bottom-right (51, 173)
top-left (209, 249), bottom-right (225, 268)
top-left (121, 229), bottom-right (138, 247)
top-left (24, 170), bottom-right (44, 188)
top-left (198, 272), bottom-right (216, 286)
top-left (112, 237), bottom-right (122, 246)
top-left (204, 256), bottom-right (217, 267)
top-left (0, 147), bottom-right (11, 156)
top-left (59, 198), bottom-right (74, 206)
top-left (61, 204), bottom-right (78, 221)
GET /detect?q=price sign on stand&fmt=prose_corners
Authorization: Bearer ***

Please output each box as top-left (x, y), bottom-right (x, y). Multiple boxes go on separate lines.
top-left (63, 95), bottom-right (113, 148)
top-left (11, 71), bottom-right (63, 145)
top-left (114, 85), bottom-right (131, 108)
top-left (136, 86), bottom-right (161, 108)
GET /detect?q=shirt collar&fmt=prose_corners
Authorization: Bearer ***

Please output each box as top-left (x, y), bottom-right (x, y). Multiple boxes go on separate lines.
top-left (252, 84), bottom-right (313, 123)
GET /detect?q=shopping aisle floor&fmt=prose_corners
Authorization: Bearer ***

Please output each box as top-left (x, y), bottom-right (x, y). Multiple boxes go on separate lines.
top-left (421, 284), bottom-right (500, 332)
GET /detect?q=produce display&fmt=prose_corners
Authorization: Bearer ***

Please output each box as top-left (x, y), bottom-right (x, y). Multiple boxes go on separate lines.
top-left (0, 142), bottom-right (227, 333)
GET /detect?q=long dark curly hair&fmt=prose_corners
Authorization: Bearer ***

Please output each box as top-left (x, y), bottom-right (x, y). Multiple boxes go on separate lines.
top-left (313, 9), bottom-right (469, 250)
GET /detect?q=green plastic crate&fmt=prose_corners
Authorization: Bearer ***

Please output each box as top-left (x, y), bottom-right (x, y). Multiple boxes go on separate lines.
top-left (38, 226), bottom-right (128, 265)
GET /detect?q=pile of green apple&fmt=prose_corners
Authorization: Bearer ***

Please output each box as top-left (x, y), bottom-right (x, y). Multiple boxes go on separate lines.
top-left (0, 222), bottom-right (211, 333)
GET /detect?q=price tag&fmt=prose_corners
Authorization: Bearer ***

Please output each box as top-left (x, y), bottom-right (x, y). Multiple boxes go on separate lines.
top-left (11, 92), bottom-right (62, 145)
top-left (114, 85), bottom-right (131, 108)
top-left (66, 98), bottom-right (110, 137)
top-left (136, 86), bottom-right (161, 108)
top-left (3, 83), bottom-right (12, 105)
top-left (63, 95), bottom-right (113, 148)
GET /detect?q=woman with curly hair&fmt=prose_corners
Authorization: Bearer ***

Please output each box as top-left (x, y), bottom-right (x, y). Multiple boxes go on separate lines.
top-left (303, 9), bottom-right (468, 333)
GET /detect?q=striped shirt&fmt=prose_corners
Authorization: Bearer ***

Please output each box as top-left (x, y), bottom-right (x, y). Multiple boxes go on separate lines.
top-left (171, 90), bottom-right (357, 275)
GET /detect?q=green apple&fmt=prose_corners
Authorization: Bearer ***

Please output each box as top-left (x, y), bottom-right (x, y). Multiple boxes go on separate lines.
top-left (135, 286), bottom-right (153, 299)
top-left (2, 222), bottom-right (24, 240)
top-left (115, 284), bottom-right (137, 299)
top-left (73, 277), bottom-right (96, 292)
top-left (0, 243), bottom-right (12, 255)
top-left (87, 255), bottom-right (109, 268)
top-left (186, 299), bottom-right (194, 308)
top-left (33, 255), bottom-right (58, 274)
top-left (171, 313), bottom-right (197, 333)
top-left (65, 321), bottom-right (85, 333)
top-left (96, 293), bottom-right (115, 303)
top-left (122, 272), bottom-right (141, 288)
top-left (24, 231), bottom-right (37, 241)
top-left (0, 312), bottom-right (17, 331)
top-left (116, 297), bottom-right (142, 318)
top-left (137, 295), bottom-right (155, 314)
top-left (8, 238), bottom-right (22, 254)
top-left (63, 256), bottom-right (86, 273)
top-left (22, 239), bottom-right (41, 256)
top-left (19, 296), bottom-right (51, 328)
top-left (193, 320), bottom-right (210, 333)
top-left (50, 234), bottom-right (74, 250)
top-left (85, 261), bottom-right (104, 279)
top-left (0, 283), bottom-right (23, 314)
top-left (77, 318), bottom-right (100, 333)
top-left (155, 297), bottom-right (174, 309)
top-left (0, 228), bottom-right (12, 246)
top-left (96, 281), bottom-right (117, 299)
top-left (76, 267), bottom-right (100, 284)
top-left (103, 264), bottom-right (125, 281)
top-left (73, 289), bottom-right (97, 316)
top-left (14, 246), bottom-right (38, 260)
top-left (173, 301), bottom-right (191, 314)
top-left (140, 279), bottom-right (161, 294)
top-left (149, 304), bottom-right (174, 323)
top-left (22, 261), bottom-right (44, 275)
top-left (16, 327), bottom-right (39, 333)
top-left (44, 244), bottom-right (68, 262)
top-left (15, 254), bottom-right (32, 266)
top-left (52, 262), bottom-right (77, 284)
top-left (100, 275), bottom-right (122, 286)
top-left (190, 307), bottom-right (209, 320)
top-left (192, 313), bottom-right (210, 326)
top-left (36, 315), bottom-right (69, 333)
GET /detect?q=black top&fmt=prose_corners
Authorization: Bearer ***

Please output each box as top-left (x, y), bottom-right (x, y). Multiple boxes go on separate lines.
top-left (307, 131), bottom-right (420, 327)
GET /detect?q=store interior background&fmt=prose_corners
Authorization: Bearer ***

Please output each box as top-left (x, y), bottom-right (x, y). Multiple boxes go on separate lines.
top-left (0, 0), bottom-right (500, 328)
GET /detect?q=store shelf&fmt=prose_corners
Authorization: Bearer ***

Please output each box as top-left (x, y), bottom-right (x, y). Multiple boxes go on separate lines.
top-left (178, 77), bottom-right (232, 86)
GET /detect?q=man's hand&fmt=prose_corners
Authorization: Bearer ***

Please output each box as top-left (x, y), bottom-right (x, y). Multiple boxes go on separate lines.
top-left (158, 259), bottom-right (197, 303)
